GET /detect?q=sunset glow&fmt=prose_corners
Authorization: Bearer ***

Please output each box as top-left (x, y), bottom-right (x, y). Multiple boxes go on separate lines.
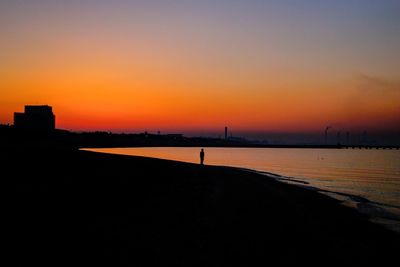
top-left (1, 1), bottom-right (399, 136)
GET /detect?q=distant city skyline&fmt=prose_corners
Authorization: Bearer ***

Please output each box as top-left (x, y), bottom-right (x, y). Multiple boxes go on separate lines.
top-left (1, 1), bottom-right (399, 139)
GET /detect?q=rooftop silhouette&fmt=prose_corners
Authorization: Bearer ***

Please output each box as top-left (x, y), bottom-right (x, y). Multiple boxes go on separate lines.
top-left (14, 105), bottom-right (55, 131)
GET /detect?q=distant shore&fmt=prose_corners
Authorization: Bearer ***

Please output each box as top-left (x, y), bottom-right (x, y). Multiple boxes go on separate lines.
top-left (1, 125), bottom-right (399, 150)
top-left (3, 146), bottom-right (399, 265)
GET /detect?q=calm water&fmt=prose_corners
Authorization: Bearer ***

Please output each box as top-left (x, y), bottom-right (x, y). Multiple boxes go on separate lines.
top-left (85, 147), bottom-right (400, 232)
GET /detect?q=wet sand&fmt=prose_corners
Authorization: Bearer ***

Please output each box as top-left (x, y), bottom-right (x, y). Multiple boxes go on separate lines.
top-left (2, 147), bottom-right (399, 266)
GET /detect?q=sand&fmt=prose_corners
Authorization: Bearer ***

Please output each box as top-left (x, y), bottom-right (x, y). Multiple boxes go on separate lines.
top-left (2, 147), bottom-right (399, 266)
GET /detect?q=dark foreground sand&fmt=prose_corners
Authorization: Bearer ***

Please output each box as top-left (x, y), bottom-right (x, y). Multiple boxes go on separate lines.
top-left (2, 147), bottom-right (399, 266)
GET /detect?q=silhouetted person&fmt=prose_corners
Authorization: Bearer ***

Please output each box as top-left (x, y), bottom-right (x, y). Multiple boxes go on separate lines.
top-left (200, 148), bottom-right (205, 165)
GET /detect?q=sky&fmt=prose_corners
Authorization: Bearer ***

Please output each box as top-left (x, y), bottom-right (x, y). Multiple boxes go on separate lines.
top-left (1, 0), bottom-right (399, 141)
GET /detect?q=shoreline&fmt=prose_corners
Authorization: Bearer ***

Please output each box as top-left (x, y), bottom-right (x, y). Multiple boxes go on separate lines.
top-left (218, 166), bottom-right (400, 234)
top-left (3, 147), bottom-right (399, 265)
top-left (85, 147), bottom-right (400, 233)
top-left (232, 167), bottom-right (400, 233)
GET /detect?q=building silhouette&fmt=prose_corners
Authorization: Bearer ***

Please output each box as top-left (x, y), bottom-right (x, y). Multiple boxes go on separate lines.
top-left (14, 105), bottom-right (55, 131)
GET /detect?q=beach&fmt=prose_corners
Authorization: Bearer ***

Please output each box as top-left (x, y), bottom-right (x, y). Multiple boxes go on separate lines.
top-left (3, 147), bottom-right (399, 266)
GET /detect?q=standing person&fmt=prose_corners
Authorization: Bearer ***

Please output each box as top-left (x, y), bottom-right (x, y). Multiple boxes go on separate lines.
top-left (200, 148), bottom-right (205, 165)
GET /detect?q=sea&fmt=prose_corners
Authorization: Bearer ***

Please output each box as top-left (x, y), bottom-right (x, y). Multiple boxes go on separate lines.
top-left (84, 147), bottom-right (400, 232)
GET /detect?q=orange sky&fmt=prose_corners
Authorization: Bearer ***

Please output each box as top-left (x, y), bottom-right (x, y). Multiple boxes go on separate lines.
top-left (1, 1), bottom-right (399, 135)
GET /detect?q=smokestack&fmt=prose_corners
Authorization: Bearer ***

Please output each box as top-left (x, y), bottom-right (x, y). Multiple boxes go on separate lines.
top-left (324, 126), bottom-right (332, 145)
top-left (225, 126), bottom-right (228, 139)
